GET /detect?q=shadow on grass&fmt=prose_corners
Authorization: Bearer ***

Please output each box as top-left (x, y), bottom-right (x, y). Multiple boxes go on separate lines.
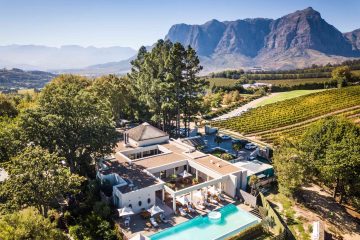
top-left (298, 188), bottom-right (360, 235)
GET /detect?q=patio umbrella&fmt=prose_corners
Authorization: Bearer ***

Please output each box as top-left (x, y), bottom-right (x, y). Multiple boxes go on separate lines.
top-left (118, 206), bottom-right (134, 217)
top-left (208, 186), bottom-right (219, 195)
top-left (147, 205), bottom-right (164, 216)
top-left (176, 195), bottom-right (190, 205)
top-left (178, 170), bottom-right (192, 178)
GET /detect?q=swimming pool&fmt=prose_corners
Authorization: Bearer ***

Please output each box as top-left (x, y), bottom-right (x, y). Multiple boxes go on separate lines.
top-left (149, 204), bottom-right (260, 240)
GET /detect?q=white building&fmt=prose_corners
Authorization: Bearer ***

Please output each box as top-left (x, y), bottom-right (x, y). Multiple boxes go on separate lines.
top-left (97, 123), bottom-right (248, 213)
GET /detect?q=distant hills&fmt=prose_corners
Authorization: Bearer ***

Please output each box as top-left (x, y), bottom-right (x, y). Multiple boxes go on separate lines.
top-left (0, 68), bottom-right (56, 89)
top-left (1, 7), bottom-right (360, 78)
top-left (0, 45), bottom-right (136, 71)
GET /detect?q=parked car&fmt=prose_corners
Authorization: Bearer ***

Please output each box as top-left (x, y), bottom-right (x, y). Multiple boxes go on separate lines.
top-left (232, 139), bottom-right (249, 145)
top-left (245, 143), bottom-right (257, 150)
top-left (220, 135), bottom-right (232, 140)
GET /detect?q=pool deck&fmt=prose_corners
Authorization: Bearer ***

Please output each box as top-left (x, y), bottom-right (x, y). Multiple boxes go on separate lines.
top-left (118, 195), bottom-right (257, 239)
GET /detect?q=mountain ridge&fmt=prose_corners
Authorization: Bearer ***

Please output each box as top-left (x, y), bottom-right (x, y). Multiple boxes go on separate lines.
top-left (164, 7), bottom-right (360, 73)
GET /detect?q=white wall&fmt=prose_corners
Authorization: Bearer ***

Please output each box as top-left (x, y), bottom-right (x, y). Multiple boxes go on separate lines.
top-left (223, 174), bottom-right (237, 198)
top-left (146, 160), bottom-right (188, 175)
top-left (113, 183), bottom-right (164, 213)
top-left (130, 136), bottom-right (169, 147)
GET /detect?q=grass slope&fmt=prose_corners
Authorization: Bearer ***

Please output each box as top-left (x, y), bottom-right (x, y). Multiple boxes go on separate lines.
top-left (255, 90), bottom-right (326, 107)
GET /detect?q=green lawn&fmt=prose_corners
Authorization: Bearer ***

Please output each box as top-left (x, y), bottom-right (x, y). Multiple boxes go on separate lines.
top-left (255, 89), bottom-right (326, 107)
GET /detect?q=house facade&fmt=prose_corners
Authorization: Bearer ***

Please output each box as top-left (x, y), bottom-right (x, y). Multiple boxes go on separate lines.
top-left (97, 123), bottom-right (250, 213)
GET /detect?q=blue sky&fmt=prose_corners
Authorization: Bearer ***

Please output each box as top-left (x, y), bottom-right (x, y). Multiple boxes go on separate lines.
top-left (0, 0), bottom-right (359, 49)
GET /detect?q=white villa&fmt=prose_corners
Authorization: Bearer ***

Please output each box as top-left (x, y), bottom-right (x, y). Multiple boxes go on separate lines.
top-left (97, 123), bottom-right (255, 214)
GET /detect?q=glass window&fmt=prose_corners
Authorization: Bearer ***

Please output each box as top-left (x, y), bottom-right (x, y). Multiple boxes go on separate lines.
top-left (147, 198), bottom-right (151, 204)
top-left (138, 201), bottom-right (142, 207)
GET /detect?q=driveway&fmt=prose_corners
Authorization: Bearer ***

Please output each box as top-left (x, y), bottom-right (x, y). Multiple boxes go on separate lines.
top-left (212, 93), bottom-right (280, 121)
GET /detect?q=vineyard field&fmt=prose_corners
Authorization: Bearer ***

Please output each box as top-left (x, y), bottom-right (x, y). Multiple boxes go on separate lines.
top-left (211, 86), bottom-right (360, 136)
top-left (257, 78), bottom-right (330, 86)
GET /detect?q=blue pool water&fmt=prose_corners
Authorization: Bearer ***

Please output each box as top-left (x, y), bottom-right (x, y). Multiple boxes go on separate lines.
top-left (149, 204), bottom-right (260, 240)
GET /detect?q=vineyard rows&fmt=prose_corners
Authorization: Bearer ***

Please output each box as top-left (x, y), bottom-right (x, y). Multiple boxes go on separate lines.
top-left (211, 86), bottom-right (360, 138)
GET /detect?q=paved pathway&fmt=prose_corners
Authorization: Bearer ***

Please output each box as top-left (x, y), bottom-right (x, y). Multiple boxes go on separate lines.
top-left (212, 93), bottom-right (280, 121)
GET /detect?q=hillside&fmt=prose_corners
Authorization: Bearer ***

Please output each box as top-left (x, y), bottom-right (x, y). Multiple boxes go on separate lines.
top-left (166, 7), bottom-right (360, 73)
top-left (0, 68), bottom-right (56, 89)
top-left (211, 86), bottom-right (360, 144)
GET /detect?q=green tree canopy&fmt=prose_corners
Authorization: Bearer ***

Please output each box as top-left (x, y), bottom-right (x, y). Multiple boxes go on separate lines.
top-left (0, 119), bottom-right (25, 163)
top-left (128, 40), bottom-right (207, 136)
top-left (0, 146), bottom-right (85, 217)
top-left (0, 207), bottom-right (66, 240)
top-left (0, 94), bottom-right (18, 118)
top-left (300, 117), bottom-right (360, 203)
top-left (274, 117), bottom-right (360, 206)
top-left (20, 74), bottom-right (118, 174)
top-left (331, 66), bottom-right (352, 88)
top-left (273, 140), bottom-right (307, 196)
top-left (91, 74), bottom-right (133, 122)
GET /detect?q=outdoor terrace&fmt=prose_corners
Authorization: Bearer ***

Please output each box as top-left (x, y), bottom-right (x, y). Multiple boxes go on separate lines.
top-left (98, 159), bottom-right (159, 194)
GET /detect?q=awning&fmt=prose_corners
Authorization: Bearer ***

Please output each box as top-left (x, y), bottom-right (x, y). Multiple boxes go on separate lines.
top-left (147, 205), bottom-right (164, 216)
top-left (118, 206), bottom-right (134, 217)
top-left (178, 170), bottom-right (192, 178)
top-left (257, 174), bottom-right (266, 179)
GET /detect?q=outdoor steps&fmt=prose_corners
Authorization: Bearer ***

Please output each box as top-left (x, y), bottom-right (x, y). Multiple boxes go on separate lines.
top-left (249, 208), bottom-right (262, 219)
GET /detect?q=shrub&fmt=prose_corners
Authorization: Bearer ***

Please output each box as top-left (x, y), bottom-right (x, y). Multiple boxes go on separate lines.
top-left (220, 153), bottom-right (234, 161)
top-left (69, 212), bottom-right (117, 240)
top-left (227, 223), bottom-right (264, 240)
top-left (93, 201), bottom-right (111, 220)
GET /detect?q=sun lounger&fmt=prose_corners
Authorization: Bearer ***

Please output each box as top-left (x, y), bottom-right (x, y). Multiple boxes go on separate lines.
top-left (150, 217), bottom-right (159, 228)
top-left (203, 200), bottom-right (211, 207)
top-left (195, 203), bottom-right (205, 210)
top-left (209, 197), bottom-right (219, 204)
top-left (187, 204), bottom-right (196, 213)
top-left (179, 207), bottom-right (187, 216)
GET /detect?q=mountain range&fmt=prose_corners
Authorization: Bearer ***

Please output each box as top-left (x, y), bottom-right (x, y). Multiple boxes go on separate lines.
top-left (1, 7), bottom-right (360, 76)
top-left (0, 45), bottom-right (136, 71)
top-left (165, 7), bottom-right (360, 73)
top-left (77, 7), bottom-right (360, 75)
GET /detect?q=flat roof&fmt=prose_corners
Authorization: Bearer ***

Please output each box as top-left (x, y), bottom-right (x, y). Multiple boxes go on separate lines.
top-left (192, 155), bottom-right (241, 175)
top-left (99, 159), bottom-right (159, 193)
top-left (113, 140), bottom-right (241, 176)
top-left (233, 160), bottom-right (273, 175)
top-left (133, 152), bottom-right (187, 169)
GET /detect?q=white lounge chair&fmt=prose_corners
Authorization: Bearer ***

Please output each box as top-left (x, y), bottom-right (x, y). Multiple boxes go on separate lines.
top-left (209, 197), bottom-right (219, 205)
top-left (203, 200), bottom-right (211, 207)
top-left (187, 204), bottom-right (196, 213)
top-left (195, 203), bottom-right (205, 210)
top-left (179, 207), bottom-right (187, 216)
top-left (150, 217), bottom-right (159, 228)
